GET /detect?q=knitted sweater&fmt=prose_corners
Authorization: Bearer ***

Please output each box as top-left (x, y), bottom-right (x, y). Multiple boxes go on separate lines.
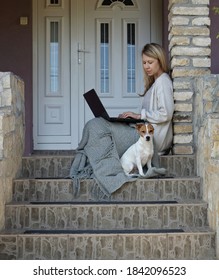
top-left (141, 73), bottom-right (174, 154)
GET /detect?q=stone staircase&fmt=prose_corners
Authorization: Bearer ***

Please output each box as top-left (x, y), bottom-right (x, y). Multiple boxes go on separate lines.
top-left (0, 153), bottom-right (216, 259)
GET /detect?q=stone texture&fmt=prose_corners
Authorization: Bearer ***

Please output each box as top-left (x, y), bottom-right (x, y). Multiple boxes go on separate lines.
top-left (5, 201), bottom-right (208, 231)
top-left (170, 26), bottom-right (210, 36)
top-left (171, 7), bottom-right (209, 16)
top-left (193, 58), bottom-right (211, 67)
top-left (172, 68), bottom-right (211, 78)
top-left (0, 231), bottom-right (215, 260)
top-left (169, 37), bottom-right (190, 49)
top-left (192, 17), bottom-right (210, 26)
top-left (0, 73), bottom-right (25, 230)
top-left (12, 177), bottom-right (201, 202)
top-left (194, 76), bottom-right (219, 258)
top-left (0, 151), bottom-right (216, 260)
top-left (174, 134), bottom-right (193, 144)
top-left (173, 112), bottom-right (192, 123)
top-left (20, 154), bottom-right (197, 179)
top-left (192, 37), bottom-right (211, 47)
top-left (169, 0), bottom-right (211, 155)
top-left (174, 91), bottom-right (193, 101)
top-left (174, 103), bottom-right (193, 112)
top-left (168, 232), bottom-right (215, 259)
top-left (173, 80), bottom-right (192, 90)
top-left (170, 16), bottom-right (190, 26)
top-left (21, 156), bottom-right (73, 178)
top-left (173, 145), bottom-right (194, 155)
top-left (174, 124), bottom-right (193, 134)
top-left (192, 0), bottom-right (209, 4)
top-left (171, 58), bottom-right (191, 68)
top-left (168, 0), bottom-right (189, 8)
top-left (0, 0), bottom-right (218, 261)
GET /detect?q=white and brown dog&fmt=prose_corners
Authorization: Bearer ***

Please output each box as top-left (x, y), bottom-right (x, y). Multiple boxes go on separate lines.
top-left (120, 123), bottom-right (154, 176)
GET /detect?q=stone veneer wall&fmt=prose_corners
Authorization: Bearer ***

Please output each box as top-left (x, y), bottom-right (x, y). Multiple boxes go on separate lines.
top-left (0, 72), bottom-right (25, 230)
top-left (169, 0), bottom-right (211, 155)
top-left (194, 74), bottom-right (219, 258)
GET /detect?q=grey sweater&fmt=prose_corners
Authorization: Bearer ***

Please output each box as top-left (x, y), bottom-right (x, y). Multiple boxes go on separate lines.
top-left (140, 73), bottom-right (174, 154)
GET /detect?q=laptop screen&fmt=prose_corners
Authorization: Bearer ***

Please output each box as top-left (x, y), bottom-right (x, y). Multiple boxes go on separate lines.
top-left (83, 89), bottom-right (109, 119)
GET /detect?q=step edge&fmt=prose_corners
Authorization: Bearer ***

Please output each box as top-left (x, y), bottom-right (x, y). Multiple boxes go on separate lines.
top-left (5, 200), bottom-right (208, 207)
top-left (0, 229), bottom-right (215, 237)
top-left (13, 176), bottom-right (201, 182)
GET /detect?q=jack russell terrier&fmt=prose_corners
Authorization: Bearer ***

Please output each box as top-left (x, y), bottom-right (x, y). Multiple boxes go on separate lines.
top-left (120, 123), bottom-right (154, 176)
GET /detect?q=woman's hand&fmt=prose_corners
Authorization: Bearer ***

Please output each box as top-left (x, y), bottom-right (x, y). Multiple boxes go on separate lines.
top-left (118, 112), bottom-right (141, 119)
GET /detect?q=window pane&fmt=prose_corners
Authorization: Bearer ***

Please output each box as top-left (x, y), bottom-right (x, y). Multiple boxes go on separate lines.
top-left (124, 0), bottom-right (134, 5)
top-left (100, 23), bottom-right (109, 93)
top-left (102, 0), bottom-right (134, 6)
top-left (50, 21), bottom-right (60, 94)
top-left (102, 0), bottom-right (112, 5)
top-left (50, 0), bottom-right (59, 4)
top-left (127, 23), bottom-right (136, 93)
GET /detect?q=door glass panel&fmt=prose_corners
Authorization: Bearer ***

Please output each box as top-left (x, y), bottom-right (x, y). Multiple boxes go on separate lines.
top-left (49, 0), bottom-right (60, 5)
top-left (100, 23), bottom-right (110, 93)
top-left (102, 0), bottom-right (134, 6)
top-left (127, 23), bottom-right (136, 93)
top-left (49, 21), bottom-right (60, 95)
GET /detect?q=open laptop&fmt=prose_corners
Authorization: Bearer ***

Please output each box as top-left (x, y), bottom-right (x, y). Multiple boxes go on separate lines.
top-left (83, 89), bottom-right (144, 123)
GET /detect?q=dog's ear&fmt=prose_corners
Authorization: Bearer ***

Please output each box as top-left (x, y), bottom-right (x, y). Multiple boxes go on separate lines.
top-left (148, 123), bottom-right (154, 134)
top-left (135, 123), bottom-right (147, 135)
top-left (135, 123), bottom-right (143, 131)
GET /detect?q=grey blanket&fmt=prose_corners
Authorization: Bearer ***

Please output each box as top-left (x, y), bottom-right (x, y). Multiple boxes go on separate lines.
top-left (69, 117), bottom-right (166, 197)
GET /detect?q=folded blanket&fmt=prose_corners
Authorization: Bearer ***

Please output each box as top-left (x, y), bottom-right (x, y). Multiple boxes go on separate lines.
top-left (69, 117), bottom-right (166, 198)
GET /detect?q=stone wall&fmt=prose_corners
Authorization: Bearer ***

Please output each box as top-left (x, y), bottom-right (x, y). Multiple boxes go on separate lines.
top-left (169, 0), bottom-right (211, 155)
top-left (194, 74), bottom-right (219, 258)
top-left (0, 72), bottom-right (25, 230)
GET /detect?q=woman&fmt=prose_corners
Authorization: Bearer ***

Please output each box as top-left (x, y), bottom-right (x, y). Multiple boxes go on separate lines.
top-left (119, 43), bottom-right (174, 158)
top-left (69, 43), bottom-right (174, 197)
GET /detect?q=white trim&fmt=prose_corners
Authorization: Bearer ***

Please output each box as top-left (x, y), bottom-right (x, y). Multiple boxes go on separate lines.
top-left (32, 0), bottom-right (38, 150)
top-left (71, 0), bottom-right (86, 143)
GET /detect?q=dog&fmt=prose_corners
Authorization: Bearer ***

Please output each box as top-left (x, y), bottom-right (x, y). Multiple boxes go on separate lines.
top-left (120, 123), bottom-right (154, 176)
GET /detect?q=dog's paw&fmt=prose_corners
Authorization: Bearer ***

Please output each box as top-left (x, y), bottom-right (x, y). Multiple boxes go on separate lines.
top-left (127, 173), bottom-right (141, 178)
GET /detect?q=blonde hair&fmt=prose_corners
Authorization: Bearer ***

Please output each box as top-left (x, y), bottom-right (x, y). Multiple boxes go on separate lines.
top-left (141, 43), bottom-right (169, 95)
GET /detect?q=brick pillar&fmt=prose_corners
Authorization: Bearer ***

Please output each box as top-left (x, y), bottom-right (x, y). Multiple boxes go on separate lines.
top-left (168, 0), bottom-right (211, 154)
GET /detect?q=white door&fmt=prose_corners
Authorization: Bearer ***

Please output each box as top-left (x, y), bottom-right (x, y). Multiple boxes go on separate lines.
top-left (83, 0), bottom-right (161, 125)
top-left (33, 0), bottom-right (74, 150)
top-left (33, 0), bottom-right (162, 150)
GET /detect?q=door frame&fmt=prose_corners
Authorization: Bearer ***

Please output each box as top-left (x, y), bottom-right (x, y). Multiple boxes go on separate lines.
top-left (32, 0), bottom-right (163, 150)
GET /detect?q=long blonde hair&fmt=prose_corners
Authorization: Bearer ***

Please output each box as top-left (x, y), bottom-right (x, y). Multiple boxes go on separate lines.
top-left (141, 43), bottom-right (169, 95)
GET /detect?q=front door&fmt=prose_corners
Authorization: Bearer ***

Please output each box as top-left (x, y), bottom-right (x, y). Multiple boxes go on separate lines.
top-left (33, 0), bottom-right (162, 150)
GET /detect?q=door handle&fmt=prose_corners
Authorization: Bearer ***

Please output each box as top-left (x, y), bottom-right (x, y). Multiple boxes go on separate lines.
top-left (78, 49), bottom-right (90, 53)
top-left (78, 43), bottom-right (90, 64)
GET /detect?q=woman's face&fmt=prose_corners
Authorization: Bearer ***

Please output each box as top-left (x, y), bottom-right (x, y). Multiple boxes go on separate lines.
top-left (142, 54), bottom-right (163, 79)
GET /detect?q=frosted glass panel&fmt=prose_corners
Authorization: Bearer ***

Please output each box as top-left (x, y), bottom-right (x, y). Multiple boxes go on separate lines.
top-left (127, 23), bottom-right (136, 93)
top-left (100, 23), bottom-right (109, 93)
top-left (50, 21), bottom-right (60, 94)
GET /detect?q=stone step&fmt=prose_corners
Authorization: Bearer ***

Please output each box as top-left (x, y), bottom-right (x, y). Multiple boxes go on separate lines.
top-left (2, 151), bottom-right (213, 261)
top-left (5, 201), bottom-right (208, 231)
top-left (20, 155), bottom-right (196, 179)
top-left (0, 229), bottom-right (215, 260)
top-left (13, 177), bottom-right (201, 202)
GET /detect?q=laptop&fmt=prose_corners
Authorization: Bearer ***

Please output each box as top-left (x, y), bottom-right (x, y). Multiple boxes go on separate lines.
top-left (83, 89), bottom-right (144, 123)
